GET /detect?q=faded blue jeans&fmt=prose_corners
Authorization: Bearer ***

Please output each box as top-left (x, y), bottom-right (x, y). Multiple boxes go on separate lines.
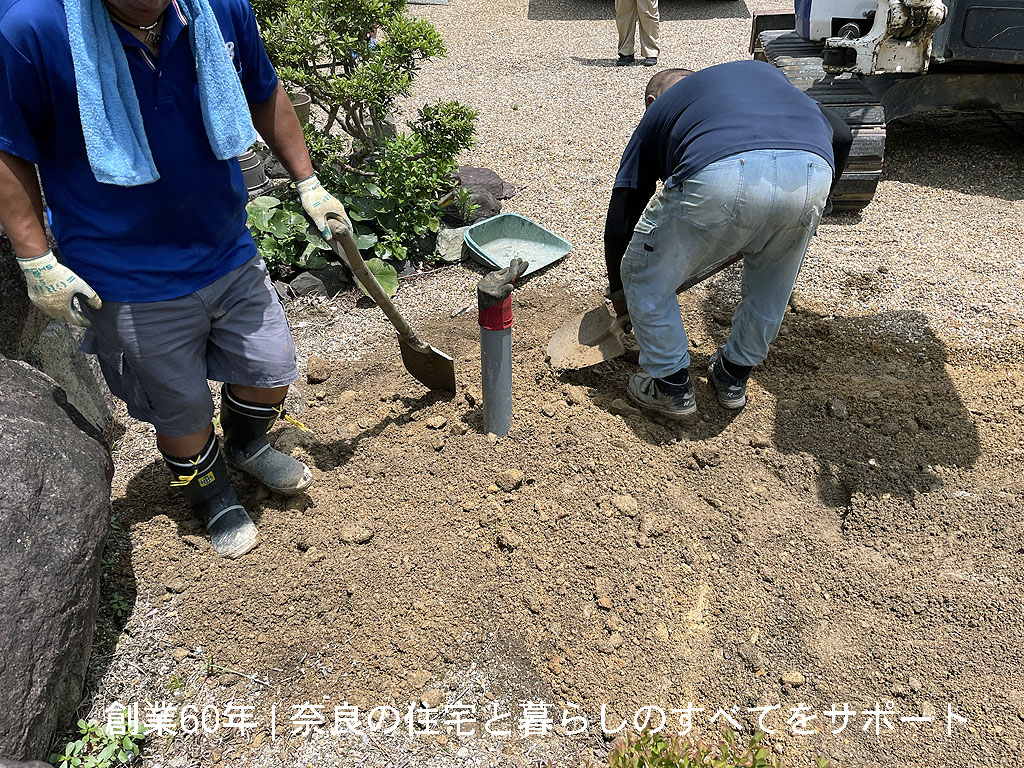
top-left (621, 149), bottom-right (832, 378)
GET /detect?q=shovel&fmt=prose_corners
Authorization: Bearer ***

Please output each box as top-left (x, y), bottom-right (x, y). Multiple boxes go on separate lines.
top-left (326, 218), bottom-right (456, 393)
top-left (546, 252), bottom-right (744, 371)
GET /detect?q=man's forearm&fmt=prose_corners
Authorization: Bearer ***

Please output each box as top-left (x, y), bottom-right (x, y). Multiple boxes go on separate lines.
top-left (0, 151), bottom-right (49, 258)
top-left (250, 83), bottom-right (315, 181)
top-left (604, 187), bottom-right (648, 293)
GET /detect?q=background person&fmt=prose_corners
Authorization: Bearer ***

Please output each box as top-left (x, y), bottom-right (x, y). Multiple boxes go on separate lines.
top-left (615, 0), bottom-right (660, 66)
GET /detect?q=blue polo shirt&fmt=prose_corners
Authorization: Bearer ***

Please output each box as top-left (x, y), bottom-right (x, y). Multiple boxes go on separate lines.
top-left (614, 60), bottom-right (835, 197)
top-left (0, 0), bottom-right (278, 302)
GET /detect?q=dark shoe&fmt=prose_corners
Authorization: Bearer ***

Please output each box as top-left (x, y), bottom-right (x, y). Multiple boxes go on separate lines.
top-left (220, 384), bottom-right (313, 495)
top-left (616, 54), bottom-right (635, 66)
top-left (627, 373), bottom-right (697, 419)
top-left (162, 433), bottom-right (260, 559)
top-left (707, 349), bottom-right (748, 409)
top-left (643, 57), bottom-right (658, 67)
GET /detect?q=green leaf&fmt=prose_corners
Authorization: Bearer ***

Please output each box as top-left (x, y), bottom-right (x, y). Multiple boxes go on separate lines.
top-left (427, 215), bottom-right (440, 233)
top-left (97, 743), bottom-right (117, 762)
top-left (354, 231), bottom-right (378, 249)
top-left (356, 257), bottom-right (398, 298)
top-left (304, 253), bottom-right (329, 270)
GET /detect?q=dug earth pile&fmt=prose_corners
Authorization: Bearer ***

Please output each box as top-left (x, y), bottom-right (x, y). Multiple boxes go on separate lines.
top-left (99, 283), bottom-right (1023, 767)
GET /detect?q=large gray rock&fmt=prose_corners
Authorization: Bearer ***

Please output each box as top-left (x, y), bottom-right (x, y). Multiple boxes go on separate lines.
top-left (26, 322), bottom-right (113, 435)
top-left (0, 235), bottom-right (48, 360)
top-left (0, 760), bottom-right (52, 768)
top-left (0, 358), bottom-right (112, 761)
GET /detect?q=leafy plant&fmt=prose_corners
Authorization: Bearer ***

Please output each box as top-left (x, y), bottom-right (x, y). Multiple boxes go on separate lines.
top-left (110, 593), bottom-right (131, 620)
top-left (246, 196), bottom-right (331, 272)
top-left (603, 730), bottom-right (830, 768)
top-left (251, 0), bottom-right (478, 263)
top-left (49, 718), bottom-right (144, 768)
top-left (452, 185), bottom-right (479, 222)
top-left (356, 257), bottom-right (399, 299)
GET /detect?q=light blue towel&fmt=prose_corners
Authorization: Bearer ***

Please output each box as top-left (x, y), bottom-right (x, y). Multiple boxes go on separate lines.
top-left (64, 0), bottom-right (258, 186)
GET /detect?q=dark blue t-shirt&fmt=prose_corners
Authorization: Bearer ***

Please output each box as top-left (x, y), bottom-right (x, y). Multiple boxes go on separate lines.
top-left (0, 0), bottom-right (279, 302)
top-left (614, 60), bottom-right (835, 196)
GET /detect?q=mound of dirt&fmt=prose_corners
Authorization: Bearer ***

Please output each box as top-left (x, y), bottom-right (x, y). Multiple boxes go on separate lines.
top-left (107, 283), bottom-right (1022, 767)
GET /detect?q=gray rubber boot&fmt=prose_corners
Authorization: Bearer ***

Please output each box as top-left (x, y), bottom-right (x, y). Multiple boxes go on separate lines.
top-left (220, 384), bottom-right (313, 495)
top-left (162, 432), bottom-right (260, 559)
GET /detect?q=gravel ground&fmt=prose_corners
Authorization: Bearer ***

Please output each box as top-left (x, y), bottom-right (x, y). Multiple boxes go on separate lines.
top-left (80, 1), bottom-right (1023, 767)
top-left (284, 0), bottom-right (1023, 373)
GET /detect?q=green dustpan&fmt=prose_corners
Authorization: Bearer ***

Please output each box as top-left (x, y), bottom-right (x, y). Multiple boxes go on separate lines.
top-left (464, 213), bottom-right (571, 277)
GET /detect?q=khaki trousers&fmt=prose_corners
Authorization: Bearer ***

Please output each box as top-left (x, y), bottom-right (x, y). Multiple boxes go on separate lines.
top-left (615, 0), bottom-right (660, 58)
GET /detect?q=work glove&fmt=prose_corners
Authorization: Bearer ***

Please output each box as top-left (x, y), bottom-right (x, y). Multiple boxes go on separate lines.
top-left (296, 174), bottom-right (349, 240)
top-left (606, 287), bottom-right (629, 319)
top-left (477, 258), bottom-right (529, 311)
top-left (18, 250), bottom-right (101, 327)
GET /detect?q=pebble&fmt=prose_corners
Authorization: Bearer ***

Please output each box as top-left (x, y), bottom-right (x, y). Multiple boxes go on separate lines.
top-left (408, 670), bottom-right (431, 690)
top-left (431, 435), bottom-right (446, 451)
top-left (609, 398), bottom-right (641, 417)
top-left (611, 493), bottom-right (638, 517)
top-left (826, 396), bottom-right (849, 418)
top-left (305, 355), bottom-right (330, 384)
top-left (540, 402), bottom-right (559, 418)
top-left (497, 528), bottom-right (523, 550)
top-left (565, 386), bottom-right (587, 405)
top-left (426, 416), bottom-right (448, 429)
top-left (594, 576), bottom-right (614, 609)
top-left (495, 468), bottom-right (525, 491)
top-left (909, 675), bottom-right (923, 693)
top-left (165, 578), bottom-right (187, 594)
top-left (171, 647), bottom-right (190, 663)
top-left (422, 689), bottom-right (443, 708)
top-left (340, 523), bottom-right (374, 544)
top-left (781, 671), bottom-right (806, 687)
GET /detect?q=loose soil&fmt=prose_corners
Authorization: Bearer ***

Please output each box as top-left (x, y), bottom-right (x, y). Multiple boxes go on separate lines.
top-left (96, 281), bottom-right (1023, 767)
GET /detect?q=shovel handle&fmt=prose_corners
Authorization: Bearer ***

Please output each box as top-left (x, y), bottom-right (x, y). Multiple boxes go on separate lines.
top-left (326, 219), bottom-right (425, 348)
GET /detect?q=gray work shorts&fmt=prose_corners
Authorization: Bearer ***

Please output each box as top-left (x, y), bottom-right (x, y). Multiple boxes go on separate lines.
top-left (81, 255), bottom-right (298, 437)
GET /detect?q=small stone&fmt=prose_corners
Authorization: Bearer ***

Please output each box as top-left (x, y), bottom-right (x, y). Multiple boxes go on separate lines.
top-left (495, 468), bottom-right (525, 492)
top-left (408, 669), bottom-right (431, 690)
top-left (653, 623), bottom-right (670, 642)
top-left (749, 436), bottom-right (771, 449)
top-left (547, 657), bottom-right (562, 674)
top-left (456, 746), bottom-right (470, 758)
top-left (731, 530), bottom-right (744, 544)
top-left (826, 396), bottom-right (849, 419)
top-left (497, 528), bottom-right (523, 550)
top-left (340, 523), bottom-right (374, 544)
top-left (218, 673), bottom-right (237, 687)
top-left (611, 494), bottom-right (638, 517)
top-left (781, 671), bottom-right (806, 687)
top-left (165, 578), bottom-right (187, 594)
top-left (171, 647), bottom-right (190, 663)
top-left (422, 689), bottom-right (443, 708)
top-left (541, 402), bottom-right (558, 418)
top-left (426, 416), bottom-right (447, 429)
top-left (565, 386), bottom-right (587, 406)
top-left (305, 355), bottom-right (330, 384)
top-left (594, 576), bottom-right (614, 610)
top-left (609, 398), bottom-right (641, 417)
top-left (431, 435), bottom-right (445, 451)
top-left (909, 676), bottom-right (923, 693)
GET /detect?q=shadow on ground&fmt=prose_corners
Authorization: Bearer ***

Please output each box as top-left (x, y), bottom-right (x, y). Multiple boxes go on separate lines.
top-left (882, 111), bottom-right (1024, 200)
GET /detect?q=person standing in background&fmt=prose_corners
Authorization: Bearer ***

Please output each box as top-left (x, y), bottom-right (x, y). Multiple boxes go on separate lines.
top-left (615, 0), bottom-right (659, 66)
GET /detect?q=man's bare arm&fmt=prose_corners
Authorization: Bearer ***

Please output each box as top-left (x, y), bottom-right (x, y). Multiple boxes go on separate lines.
top-left (249, 83), bottom-right (315, 182)
top-left (0, 150), bottom-right (48, 258)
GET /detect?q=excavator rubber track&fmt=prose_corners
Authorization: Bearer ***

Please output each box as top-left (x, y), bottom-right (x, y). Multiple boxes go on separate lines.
top-left (756, 30), bottom-right (886, 213)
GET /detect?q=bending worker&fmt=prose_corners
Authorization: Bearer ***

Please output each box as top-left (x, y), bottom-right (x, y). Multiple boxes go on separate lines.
top-left (604, 60), bottom-right (851, 419)
top-left (0, 0), bottom-right (348, 558)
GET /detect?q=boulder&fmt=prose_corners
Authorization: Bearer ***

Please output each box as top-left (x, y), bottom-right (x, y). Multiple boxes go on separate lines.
top-left (0, 235), bottom-right (48, 360)
top-left (27, 322), bottom-right (113, 434)
top-left (455, 166), bottom-right (517, 200)
top-left (289, 271), bottom-right (327, 296)
top-left (0, 358), bottom-right (112, 761)
top-left (442, 188), bottom-right (501, 228)
top-left (434, 226), bottom-right (469, 263)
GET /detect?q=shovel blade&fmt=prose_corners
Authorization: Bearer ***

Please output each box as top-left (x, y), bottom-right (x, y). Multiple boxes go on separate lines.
top-left (546, 305), bottom-right (628, 370)
top-left (399, 339), bottom-right (457, 393)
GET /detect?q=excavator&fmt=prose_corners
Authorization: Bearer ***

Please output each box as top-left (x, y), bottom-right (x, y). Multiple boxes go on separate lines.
top-left (750, 0), bottom-right (1024, 211)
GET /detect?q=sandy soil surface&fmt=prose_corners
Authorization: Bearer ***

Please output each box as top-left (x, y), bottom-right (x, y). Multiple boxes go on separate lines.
top-left (81, 0), bottom-right (1023, 766)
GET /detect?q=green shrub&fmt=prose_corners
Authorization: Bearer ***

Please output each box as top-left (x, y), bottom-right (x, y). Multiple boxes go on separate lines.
top-left (251, 0), bottom-right (477, 267)
top-left (49, 718), bottom-right (144, 768)
top-left (604, 730), bottom-right (830, 768)
top-left (246, 195), bottom-right (331, 272)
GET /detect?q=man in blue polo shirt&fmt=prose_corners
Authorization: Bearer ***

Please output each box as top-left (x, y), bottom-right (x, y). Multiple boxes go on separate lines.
top-left (0, 0), bottom-right (348, 558)
top-left (604, 61), bottom-right (850, 419)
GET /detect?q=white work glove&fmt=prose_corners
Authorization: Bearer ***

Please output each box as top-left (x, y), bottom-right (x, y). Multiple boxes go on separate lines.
top-left (296, 174), bottom-right (349, 240)
top-left (17, 250), bottom-right (101, 327)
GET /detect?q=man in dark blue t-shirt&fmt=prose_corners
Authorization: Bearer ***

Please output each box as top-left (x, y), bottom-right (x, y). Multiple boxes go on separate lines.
top-left (605, 60), bottom-right (849, 419)
top-left (0, 0), bottom-right (350, 558)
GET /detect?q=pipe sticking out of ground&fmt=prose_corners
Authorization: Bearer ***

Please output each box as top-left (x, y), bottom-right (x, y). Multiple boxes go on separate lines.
top-left (477, 258), bottom-right (529, 437)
